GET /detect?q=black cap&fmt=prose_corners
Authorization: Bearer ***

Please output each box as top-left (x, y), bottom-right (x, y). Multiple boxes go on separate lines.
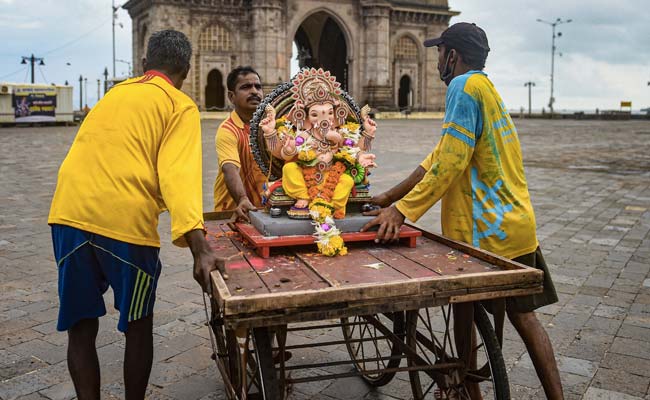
top-left (424, 22), bottom-right (490, 57)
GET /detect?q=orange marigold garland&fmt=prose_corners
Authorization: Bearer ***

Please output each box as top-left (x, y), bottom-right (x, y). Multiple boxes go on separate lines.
top-left (303, 161), bottom-right (348, 256)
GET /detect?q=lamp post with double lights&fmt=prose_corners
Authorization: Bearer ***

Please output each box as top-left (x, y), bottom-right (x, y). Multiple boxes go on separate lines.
top-left (21, 54), bottom-right (45, 84)
top-left (536, 17), bottom-right (572, 115)
top-left (524, 81), bottom-right (536, 116)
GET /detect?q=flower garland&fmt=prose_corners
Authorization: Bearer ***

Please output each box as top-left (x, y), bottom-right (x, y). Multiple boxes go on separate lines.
top-left (303, 160), bottom-right (348, 256)
top-left (312, 216), bottom-right (348, 257)
top-left (333, 122), bottom-right (367, 185)
top-left (277, 119), bottom-right (368, 257)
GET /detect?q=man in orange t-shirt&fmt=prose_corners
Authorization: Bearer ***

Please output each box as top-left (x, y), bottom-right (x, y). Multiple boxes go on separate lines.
top-left (213, 66), bottom-right (268, 221)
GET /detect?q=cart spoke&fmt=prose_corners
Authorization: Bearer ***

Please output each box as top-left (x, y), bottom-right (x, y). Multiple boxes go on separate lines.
top-left (421, 379), bottom-right (436, 396)
top-left (342, 313), bottom-right (404, 387)
top-left (407, 304), bottom-right (509, 400)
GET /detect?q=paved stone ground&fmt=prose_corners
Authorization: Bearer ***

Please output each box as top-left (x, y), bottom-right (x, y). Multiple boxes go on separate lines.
top-left (1, 118), bottom-right (649, 400)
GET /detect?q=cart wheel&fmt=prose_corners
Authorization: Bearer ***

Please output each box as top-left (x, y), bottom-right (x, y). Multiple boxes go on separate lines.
top-left (251, 328), bottom-right (282, 399)
top-left (406, 303), bottom-right (509, 400)
top-left (209, 299), bottom-right (242, 400)
top-left (341, 312), bottom-right (406, 386)
top-left (209, 299), bottom-right (284, 399)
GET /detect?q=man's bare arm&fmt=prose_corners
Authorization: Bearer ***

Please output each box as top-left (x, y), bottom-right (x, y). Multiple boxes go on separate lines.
top-left (371, 165), bottom-right (427, 208)
top-left (222, 163), bottom-right (257, 221)
top-left (184, 229), bottom-right (225, 293)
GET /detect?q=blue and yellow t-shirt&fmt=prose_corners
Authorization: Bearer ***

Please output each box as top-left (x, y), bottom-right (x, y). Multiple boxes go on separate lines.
top-left (396, 71), bottom-right (537, 259)
top-left (48, 71), bottom-right (204, 248)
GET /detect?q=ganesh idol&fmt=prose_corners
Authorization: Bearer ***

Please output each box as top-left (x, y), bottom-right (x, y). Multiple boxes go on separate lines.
top-left (259, 68), bottom-right (377, 220)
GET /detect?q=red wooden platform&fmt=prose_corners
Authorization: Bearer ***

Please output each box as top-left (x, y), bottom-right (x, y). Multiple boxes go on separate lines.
top-left (235, 222), bottom-right (422, 258)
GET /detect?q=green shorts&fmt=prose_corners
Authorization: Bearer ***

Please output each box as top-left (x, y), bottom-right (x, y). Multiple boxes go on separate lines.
top-left (506, 247), bottom-right (559, 313)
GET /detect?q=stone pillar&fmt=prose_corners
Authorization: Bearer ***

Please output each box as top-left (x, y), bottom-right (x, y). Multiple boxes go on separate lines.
top-left (361, 3), bottom-right (393, 110)
top-left (423, 20), bottom-right (447, 111)
top-left (251, 0), bottom-right (288, 92)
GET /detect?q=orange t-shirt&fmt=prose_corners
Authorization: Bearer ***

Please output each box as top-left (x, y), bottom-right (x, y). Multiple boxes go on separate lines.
top-left (213, 111), bottom-right (267, 211)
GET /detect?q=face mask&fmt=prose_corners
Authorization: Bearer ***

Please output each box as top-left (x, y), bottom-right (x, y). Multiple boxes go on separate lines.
top-left (439, 50), bottom-right (457, 86)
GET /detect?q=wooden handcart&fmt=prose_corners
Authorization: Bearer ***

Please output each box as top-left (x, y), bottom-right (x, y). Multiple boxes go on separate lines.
top-left (203, 212), bottom-right (543, 400)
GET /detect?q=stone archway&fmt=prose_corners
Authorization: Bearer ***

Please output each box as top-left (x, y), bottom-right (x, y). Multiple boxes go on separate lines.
top-left (205, 68), bottom-right (225, 110)
top-left (293, 11), bottom-right (348, 90)
top-left (398, 75), bottom-right (411, 110)
top-left (393, 35), bottom-right (420, 110)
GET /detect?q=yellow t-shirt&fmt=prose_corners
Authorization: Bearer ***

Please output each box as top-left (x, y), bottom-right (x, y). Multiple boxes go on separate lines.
top-left (397, 71), bottom-right (538, 259)
top-left (213, 111), bottom-right (267, 211)
top-left (48, 72), bottom-right (204, 247)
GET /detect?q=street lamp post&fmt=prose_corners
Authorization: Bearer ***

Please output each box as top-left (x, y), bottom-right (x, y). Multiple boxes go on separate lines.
top-left (20, 54), bottom-right (45, 84)
top-left (112, 1), bottom-right (124, 78)
top-left (536, 17), bottom-right (572, 115)
top-left (524, 81), bottom-right (536, 116)
top-left (97, 79), bottom-right (101, 104)
top-left (78, 75), bottom-right (83, 110)
top-left (115, 59), bottom-right (132, 77)
top-left (84, 77), bottom-right (88, 107)
top-left (103, 67), bottom-right (109, 95)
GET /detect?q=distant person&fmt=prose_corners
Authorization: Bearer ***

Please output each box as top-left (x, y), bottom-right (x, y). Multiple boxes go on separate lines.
top-left (362, 22), bottom-right (564, 399)
top-left (213, 66), bottom-right (267, 221)
top-left (48, 30), bottom-right (223, 400)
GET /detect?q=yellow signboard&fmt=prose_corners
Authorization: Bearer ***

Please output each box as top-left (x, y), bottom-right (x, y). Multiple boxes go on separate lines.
top-left (620, 101), bottom-right (632, 108)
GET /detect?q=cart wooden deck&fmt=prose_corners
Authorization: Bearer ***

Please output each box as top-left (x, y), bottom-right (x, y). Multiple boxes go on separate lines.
top-left (206, 213), bottom-right (543, 328)
top-left (204, 212), bottom-right (544, 399)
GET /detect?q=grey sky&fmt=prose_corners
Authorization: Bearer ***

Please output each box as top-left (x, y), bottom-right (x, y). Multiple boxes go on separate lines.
top-left (449, 0), bottom-right (650, 111)
top-left (0, 0), bottom-right (132, 107)
top-left (1, 0), bottom-right (648, 111)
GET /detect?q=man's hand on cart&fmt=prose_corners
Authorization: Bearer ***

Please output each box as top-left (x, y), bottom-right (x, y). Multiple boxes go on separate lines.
top-left (360, 205), bottom-right (406, 243)
top-left (234, 196), bottom-right (258, 223)
top-left (185, 229), bottom-right (227, 293)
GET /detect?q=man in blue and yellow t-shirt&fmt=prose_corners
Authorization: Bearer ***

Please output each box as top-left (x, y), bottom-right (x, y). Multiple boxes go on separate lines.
top-left (363, 23), bottom-right (563, 399)
top-left (49, 30), bottom-right (223, 399)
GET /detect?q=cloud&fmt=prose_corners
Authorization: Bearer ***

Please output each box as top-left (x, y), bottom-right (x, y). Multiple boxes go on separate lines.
top-left (0, 0), bottom-right (132, 108)
top-left (0, 15), bottom-right (42, 30)
top-left (449, 0), bottom-right (650, 109)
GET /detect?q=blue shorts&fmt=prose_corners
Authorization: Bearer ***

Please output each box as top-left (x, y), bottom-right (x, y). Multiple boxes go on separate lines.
top-left (52, 224), bottom-right (162, 333)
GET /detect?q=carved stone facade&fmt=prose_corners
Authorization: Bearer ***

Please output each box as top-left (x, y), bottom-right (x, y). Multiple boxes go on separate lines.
top-left (123, 0), bottom-right (458, 111)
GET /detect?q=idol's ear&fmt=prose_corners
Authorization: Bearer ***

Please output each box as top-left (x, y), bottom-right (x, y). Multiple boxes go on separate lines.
top-left (288, 102), bottom-right (311, 131)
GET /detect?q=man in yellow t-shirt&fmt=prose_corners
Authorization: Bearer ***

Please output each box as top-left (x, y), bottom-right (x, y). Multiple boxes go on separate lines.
top-left (48, 30), bottom-right (223, 399)
top-left (363, 23), bottom-right (563, 399)
top-left (213, 66), bottom-right (268, 221)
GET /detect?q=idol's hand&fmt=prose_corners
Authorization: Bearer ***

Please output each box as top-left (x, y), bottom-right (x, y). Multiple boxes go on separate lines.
top-left (362, 115), bottom-right (377, 137)
top-left (280, 135), bottom-right (297, 160)
top-left (358, 153), bottom-right (377, 168)
top-left (260, 105), bottom-right (276, 134)
top-left (325, 128), bottom-right (343, 145)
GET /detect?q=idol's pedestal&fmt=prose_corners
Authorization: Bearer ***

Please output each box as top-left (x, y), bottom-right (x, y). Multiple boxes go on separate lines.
top-left (237, 211), bottom-right (421, 258)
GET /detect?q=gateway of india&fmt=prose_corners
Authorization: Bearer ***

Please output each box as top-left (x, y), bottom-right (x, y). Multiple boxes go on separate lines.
top-left (123, 0), bottom-right (459, 111)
